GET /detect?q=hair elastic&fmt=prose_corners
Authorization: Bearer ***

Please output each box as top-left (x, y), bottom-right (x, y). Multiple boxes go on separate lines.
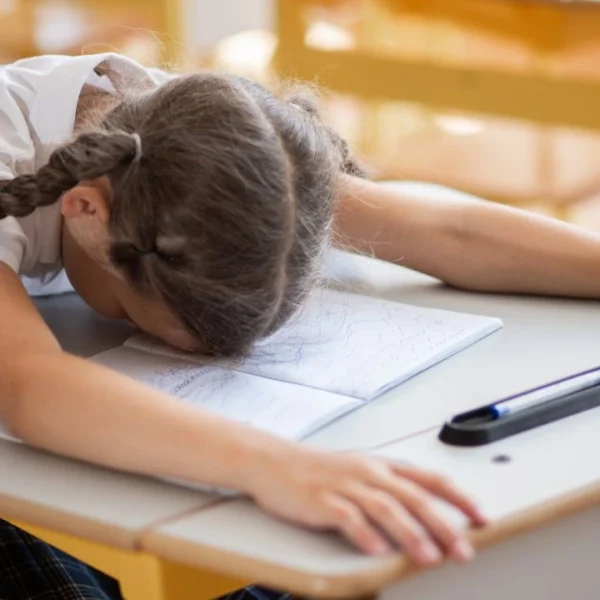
top-left (131, 132), bottom-right (143, 164)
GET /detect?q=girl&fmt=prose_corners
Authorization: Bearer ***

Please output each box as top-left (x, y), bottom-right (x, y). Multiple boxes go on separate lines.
top-left (0, 51), bottom-right (599, 599)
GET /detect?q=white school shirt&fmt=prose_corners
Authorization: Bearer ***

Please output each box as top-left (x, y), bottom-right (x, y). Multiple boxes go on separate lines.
top-left (0, 53), bottom-right (172, 296)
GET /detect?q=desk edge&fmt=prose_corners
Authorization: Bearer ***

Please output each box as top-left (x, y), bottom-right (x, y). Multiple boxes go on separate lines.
top-left (141, 479), bottom-right (600, 597)
top-left (0, 494), bottom-right (138, 549)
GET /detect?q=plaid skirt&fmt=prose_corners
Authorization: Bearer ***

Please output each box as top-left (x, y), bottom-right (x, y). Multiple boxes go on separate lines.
top-left (0, 520), bottom-right (291, 600)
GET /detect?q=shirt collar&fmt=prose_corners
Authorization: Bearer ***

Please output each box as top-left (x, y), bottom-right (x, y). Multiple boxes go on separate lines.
top-left (29, 52), bottom-right (155, 151)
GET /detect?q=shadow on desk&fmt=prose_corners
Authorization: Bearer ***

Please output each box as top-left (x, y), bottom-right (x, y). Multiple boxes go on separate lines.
top-left (34, 293), bottom-right (134, 358)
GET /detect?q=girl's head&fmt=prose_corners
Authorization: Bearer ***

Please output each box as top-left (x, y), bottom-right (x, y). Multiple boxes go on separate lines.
top-left (0, 73), bottom-right (361, 356)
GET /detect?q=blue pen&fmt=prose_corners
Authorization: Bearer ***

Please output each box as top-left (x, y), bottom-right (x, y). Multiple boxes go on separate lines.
top-left (490, 369), bottom-right (600, 419)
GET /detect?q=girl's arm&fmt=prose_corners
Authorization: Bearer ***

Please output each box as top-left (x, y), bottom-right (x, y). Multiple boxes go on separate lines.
top-left (0, 264), bottom-right (484, 564)
top-left (0, 264), bottom-right (272, 490)
top-left (335, 175), bottom-right (600, 297)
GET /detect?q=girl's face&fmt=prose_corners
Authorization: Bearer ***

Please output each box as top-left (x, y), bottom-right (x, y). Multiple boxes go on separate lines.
top-left (60, 182), bottom-right (200, 352)
top-left (111, 274), bottom-right (200, 352)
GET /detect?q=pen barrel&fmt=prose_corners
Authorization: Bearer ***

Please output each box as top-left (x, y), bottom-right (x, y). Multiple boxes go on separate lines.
top-left (490, 371), bottom-right (600, 419)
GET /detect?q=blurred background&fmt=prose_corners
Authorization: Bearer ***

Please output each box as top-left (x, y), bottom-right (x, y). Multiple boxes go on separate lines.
top-left (3, 0), bottom-right (600, 229)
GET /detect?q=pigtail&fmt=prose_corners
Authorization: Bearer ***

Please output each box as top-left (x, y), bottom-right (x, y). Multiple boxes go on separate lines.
top-left (0, 131), bottom-right (140, 220)
top-left (0, 175), bottom-right (45, 218)
top-left (322, 124), bottom-right (367, 178)
top-left (285, 89), bottom-right (367, 178)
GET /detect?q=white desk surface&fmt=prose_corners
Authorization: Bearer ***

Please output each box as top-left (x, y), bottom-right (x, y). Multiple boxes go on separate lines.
top-left (142, 253), bottom-right (600, 596)
top-left (34, 292), bottom-right (134, 359)
top-left (144, 385), bottom-right (600, 598)
top-left (308, 251), bottom-right (600, 451)
top-left (0, 439), bottom-right (217, 550)
top-left (4, 252), bottom-right (600, 592)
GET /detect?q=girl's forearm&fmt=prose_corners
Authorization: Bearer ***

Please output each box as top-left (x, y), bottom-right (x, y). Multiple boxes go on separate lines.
top-left (435, 200), bottom-right (600, 297)
top-left (2, 351), bottom-right (290, 492)
top-left (336, 176), bottom-right (600, 298)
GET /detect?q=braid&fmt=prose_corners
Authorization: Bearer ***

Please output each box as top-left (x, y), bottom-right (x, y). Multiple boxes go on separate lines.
top-left (286, 90), bottom-right (367, 178)
top-left (322, 123), bottom-right (366, 177)
top-left (0, 130), bottom-right (140, 220)
top-left (0, 175), bottom-right (41, 218)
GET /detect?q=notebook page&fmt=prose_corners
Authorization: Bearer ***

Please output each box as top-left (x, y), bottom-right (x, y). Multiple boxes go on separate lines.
top-left (0, 349), bottom-right (359, 495)
top-left (126, 288), bottom-right (502, 400)
top-left (92, 347), bottom-right (361, 440)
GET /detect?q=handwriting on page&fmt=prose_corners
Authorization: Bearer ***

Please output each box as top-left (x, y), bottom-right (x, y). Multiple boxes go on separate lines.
top-left (93, 347), bottom-right (360, 440)
top-left (237, 289), bottom-right (502, 398)
top-left (126, 288), bottom-right (502, 400)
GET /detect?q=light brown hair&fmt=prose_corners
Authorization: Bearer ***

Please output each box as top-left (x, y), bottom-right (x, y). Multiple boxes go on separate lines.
top-left (0, 73), bottom-right (362, 356)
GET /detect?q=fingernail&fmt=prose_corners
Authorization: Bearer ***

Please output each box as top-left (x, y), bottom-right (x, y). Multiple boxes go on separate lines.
top-left (418, 541), bottom-right (442, 565)
top-left (476, 510), bottom-right (489, 525)
top-left (372, 540), bottom-right (390, 555)
top-left (452, 539), bottom-right (474, 562)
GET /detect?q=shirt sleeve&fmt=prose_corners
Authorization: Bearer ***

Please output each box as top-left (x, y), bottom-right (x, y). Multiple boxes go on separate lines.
top-left (0, 64), bottom-right (37, 274)
top-left (0, 216), bottom-right (27, 274)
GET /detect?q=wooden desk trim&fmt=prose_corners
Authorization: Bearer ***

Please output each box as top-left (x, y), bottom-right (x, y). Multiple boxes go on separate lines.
top-left (140, 480), bottom-right (600, 599)
top-left (0, 494), bottom-right (136, 550)
top-left (0, 491), bottom-right (219, 551)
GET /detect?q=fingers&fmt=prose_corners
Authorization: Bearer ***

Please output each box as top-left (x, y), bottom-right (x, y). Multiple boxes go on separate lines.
top-left (324, 494), bottom-right (391, 556)
top-left (382, 478), bottom-right (473, 563)
top-left (344, 485), bottom-right (443, 566)
top-left (343, 459), bottom-right (482, 563)
top-left (390, 462), bottom-right (488, 527)
top-left (260, 451), bottom-right (486, 565)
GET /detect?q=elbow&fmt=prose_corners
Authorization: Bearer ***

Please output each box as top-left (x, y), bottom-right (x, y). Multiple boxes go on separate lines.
top-left (434, 204), bottom-right (502, 293)
top-left (441, 274), bottom-right (493, 294)
top-left (419, 209), bottom-right (473, 291)
top-left (435, 246), bottom-right (500, 293)
top-left (431, 248), bottom-right (499, 295)
top-left (437, 256), bottom-right (511, 296)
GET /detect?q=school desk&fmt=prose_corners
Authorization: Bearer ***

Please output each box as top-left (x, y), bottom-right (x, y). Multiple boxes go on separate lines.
top-left (2, 250), bottom-right (600, 599)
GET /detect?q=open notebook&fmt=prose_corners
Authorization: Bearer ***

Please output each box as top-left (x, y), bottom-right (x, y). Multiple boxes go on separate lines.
top-left (91, 288), bottom-right (503, 441)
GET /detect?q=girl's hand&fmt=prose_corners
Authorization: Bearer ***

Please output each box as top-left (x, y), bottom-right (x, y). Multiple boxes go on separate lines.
top-left (246, 447), bottom-right (487, 567)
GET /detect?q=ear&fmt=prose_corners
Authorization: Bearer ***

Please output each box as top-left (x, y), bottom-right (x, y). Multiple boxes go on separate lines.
top-left (61, 177), bottom-right (112, 224)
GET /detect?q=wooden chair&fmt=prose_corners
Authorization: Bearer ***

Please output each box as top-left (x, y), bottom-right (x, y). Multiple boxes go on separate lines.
top-left (273, 0), bottom-right (600, 215)
top-left (276, 0), bottom-right (600, 130)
